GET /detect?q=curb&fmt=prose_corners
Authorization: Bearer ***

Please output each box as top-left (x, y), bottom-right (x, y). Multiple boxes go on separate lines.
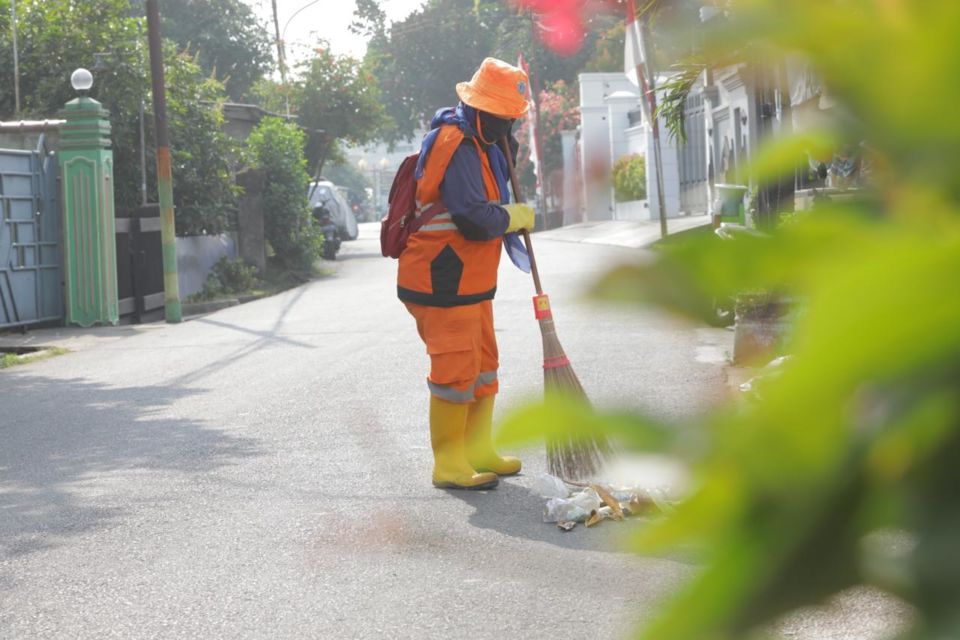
top-left (180, 290), bottom-right (277, 318)
top-left (181, 298), bottom-right (240, 316)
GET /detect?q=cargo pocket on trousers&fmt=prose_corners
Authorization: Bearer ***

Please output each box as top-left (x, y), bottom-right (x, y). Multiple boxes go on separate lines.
top-left (426, 335), bottom-right (478, 388)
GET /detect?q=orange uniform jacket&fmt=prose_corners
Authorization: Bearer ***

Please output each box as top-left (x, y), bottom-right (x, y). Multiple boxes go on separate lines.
top-left (397, 125), bottom-right (503, 308)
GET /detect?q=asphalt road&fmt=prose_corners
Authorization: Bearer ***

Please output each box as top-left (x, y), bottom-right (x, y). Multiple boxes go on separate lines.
top-left (0, 224), bottom-right (905, 639)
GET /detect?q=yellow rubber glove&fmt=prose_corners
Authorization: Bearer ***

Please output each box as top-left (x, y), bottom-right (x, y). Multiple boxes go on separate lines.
top-left (504, 203), bottom-right (535, 233)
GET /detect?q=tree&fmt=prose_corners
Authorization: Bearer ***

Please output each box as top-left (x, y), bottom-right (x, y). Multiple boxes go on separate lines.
top-left (0, 0), bottom-right (143, 118)
top-left (245, 117), bottom-right (321, 273)
top-left (159, 0), bottom-right (273, 100)
top-left (584, 22), bottom-right (625, 72)
top-left (162, 46), bottom-right (239, 235)
top-left (0, 0), bottom-right (150, 214)
top-left (359, 0), bottom-right (617, 142)
top-left (364, 0), bottom-right (493, 140)
top-left (247, 77), bottom-right (289, 117)
top-left (515, 80), bottom-right (579, 206)
top-left (292, 46), bottom-right (390, 178)
top-left (0, 0), bottom-right (245, 231)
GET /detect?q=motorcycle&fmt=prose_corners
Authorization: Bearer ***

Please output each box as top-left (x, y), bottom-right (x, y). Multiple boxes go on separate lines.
top-left (313, 204), bottom-right (341, 260)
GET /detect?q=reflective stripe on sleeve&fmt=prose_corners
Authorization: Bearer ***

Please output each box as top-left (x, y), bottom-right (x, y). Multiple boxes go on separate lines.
top-left (420, 223), bottom-right (458, 232)
top-left (419, 211), bottom-right (456, 232)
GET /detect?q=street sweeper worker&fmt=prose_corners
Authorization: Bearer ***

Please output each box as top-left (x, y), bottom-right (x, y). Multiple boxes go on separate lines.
top-left (397, 57), bottom-right (536, 490)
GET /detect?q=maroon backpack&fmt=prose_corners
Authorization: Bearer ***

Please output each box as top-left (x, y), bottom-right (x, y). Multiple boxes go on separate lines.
top-left (380, 153), bottom-right (446, 258)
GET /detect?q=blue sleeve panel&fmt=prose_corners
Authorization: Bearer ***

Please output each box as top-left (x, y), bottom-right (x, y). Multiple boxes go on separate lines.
top-left (440, 142), bottom-right (510, 242)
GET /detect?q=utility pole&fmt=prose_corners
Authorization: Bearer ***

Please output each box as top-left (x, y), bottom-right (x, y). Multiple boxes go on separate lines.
top-left (270, 0), bottom-right (289, 115)
top-left (636, 17), bottom-right (669, 240)
top-left (11, 0), bottom-right (20, 115)
top-left (138, 20), bottom-right (148, 206)
top-left (145, 0), bottom-right (182, 323)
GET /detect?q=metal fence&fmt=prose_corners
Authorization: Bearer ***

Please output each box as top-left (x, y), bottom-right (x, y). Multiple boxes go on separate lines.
top-left (678, 93), bottom-right (709, 214)
top-left (0, 135), bottom-right (62, 330)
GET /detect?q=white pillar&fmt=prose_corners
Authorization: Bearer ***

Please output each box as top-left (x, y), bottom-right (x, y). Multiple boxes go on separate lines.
top-left (605, 90), bottom-right (641, 220)
top-left (561, 130), bottom-right (579, 226)
top-left (645, 90), bottom-right (682, 220)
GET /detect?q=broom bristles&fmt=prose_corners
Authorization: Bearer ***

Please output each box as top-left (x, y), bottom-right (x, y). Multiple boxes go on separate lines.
top-left (538, 316), bottom-right (611, 480)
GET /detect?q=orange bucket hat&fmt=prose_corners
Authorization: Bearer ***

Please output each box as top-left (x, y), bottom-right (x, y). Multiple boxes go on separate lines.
top-left (456, 57), bottom-right (530, 120)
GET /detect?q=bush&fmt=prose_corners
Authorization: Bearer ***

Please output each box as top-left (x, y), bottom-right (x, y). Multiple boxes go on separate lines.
top-left (189, 257), bottom-right (260, 302)
top-left (612, 154), bottom-right (646, 202)
top-left (245, 117), bottom-right (323, 272)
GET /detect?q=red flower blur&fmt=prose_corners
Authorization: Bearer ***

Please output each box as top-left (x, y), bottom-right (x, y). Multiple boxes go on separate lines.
top-left (513, 0), bottom-right (623, 56)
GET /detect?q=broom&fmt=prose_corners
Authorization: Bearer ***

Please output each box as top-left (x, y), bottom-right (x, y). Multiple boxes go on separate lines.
top-left (499, 137), bottom-right (610, 480)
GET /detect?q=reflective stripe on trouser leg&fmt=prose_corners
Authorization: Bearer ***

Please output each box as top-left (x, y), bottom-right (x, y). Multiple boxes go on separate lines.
top-left (476, 299), bottom-right (499, 397)
top-left (428, 380), bottom-right (477, 404)
top-left (405, 300), bottom-right (499, 404)
top-left (474, 370), bottom-right (498, 398)
top-left (429, 369), bottom-right (498, 403)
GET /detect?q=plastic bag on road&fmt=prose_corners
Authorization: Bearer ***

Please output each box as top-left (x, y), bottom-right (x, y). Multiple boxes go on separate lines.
top-left (543, 487), bottom-right (602, 523)
top-left (532, 473), bottom-right (570, 499)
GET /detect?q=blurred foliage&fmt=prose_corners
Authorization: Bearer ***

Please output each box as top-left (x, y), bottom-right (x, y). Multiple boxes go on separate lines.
top-left (499, 1), bottom-right (960, 639)
top-left (613, 154), bottom-right (647, 202)
top-left (246, 117), bottom-right (321, 274)
top-left (158, 0), bottom-right (273, 100)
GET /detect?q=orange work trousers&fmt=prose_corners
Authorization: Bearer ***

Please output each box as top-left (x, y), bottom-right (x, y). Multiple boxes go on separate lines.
top-left (405, 300), bottom-right (499, 403)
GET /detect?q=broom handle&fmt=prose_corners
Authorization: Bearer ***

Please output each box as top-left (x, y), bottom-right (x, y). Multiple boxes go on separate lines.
top-left (499, 137), bottom-right (543, 296)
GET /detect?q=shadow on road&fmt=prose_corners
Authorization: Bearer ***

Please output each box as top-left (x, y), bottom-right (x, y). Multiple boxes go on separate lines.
top-left (0, 375), bottom-right (263, 561)
top-left (173, 286), bottom-right (313, 386)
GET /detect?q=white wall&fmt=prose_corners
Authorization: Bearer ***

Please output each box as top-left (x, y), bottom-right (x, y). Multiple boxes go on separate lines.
top-left (177, 233), bottom-right (238, 299)
top-left (645, 109), bottom-right (682, 220)
top-left (578, 73), bottom-right (637, 221)
top-left (614, 200), bottom-right (647, 221)
top-left (625, 124), bottom-right (646, 157)
top-left (607, 91), bottom-right (639, 165)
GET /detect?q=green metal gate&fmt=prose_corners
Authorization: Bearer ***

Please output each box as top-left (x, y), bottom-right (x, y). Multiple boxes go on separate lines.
top-left (0, 135), bottom-right (62, 330)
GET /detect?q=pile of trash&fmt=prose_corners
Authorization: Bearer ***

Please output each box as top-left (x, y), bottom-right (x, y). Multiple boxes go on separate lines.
top-left (533, 473), bottom-right (675, 532)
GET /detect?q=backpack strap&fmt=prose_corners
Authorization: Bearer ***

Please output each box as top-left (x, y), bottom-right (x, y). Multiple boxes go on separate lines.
top-left (415, 124), bottom-right (465, 206)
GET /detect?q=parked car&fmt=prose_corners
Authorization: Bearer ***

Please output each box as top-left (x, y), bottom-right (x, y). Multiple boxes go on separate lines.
top-left (308, 180), bottom-right (358, 241)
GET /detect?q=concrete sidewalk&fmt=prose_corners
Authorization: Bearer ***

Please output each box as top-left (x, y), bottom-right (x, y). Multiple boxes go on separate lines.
top-left (535, 214), bottom-right (711, 249)
top-left (0, 323), bottom-right (169, 354)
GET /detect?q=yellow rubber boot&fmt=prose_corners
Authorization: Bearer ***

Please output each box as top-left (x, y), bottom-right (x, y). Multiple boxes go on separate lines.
top-left (430, 396), bottom-right (499, 490)
top-left (465, 395), bottom-right (522, 476)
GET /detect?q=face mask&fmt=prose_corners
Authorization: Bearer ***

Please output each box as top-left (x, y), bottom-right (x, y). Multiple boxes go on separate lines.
top-left (477, 111), bottom-right (515, 144)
